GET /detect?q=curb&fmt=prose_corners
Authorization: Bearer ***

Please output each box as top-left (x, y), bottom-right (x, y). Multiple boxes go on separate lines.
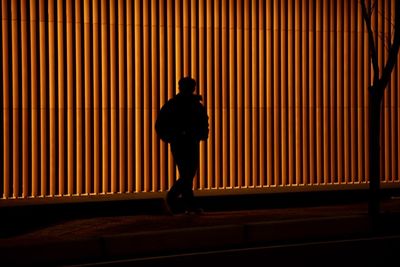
top-left (1, 239), bottom-right (102, 266)
top-left (245, 215), bottom-right (372, 243)
top-left (102, 225), bottom-right (244, 258)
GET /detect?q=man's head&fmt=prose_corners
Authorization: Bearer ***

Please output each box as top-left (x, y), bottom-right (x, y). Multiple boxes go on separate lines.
top-left (178, 77), bottom-right (196, 94)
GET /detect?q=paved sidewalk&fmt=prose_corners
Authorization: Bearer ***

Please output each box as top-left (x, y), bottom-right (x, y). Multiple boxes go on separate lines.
top-left (1, 196), bottom-right (400, 266)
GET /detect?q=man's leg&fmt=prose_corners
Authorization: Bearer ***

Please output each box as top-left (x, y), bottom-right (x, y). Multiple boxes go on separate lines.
top-left (167, 140), bottom-right (200, 213)
top-left (166, 179), bottom-right (184, 214)
top-left (177, 155), bottom-right (202, 213)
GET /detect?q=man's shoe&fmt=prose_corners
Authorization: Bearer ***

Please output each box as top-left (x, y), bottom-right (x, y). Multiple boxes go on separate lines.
top-left (184, 207), bottom-right (204, 215)
top-left (162, 198), bottom-right (175, 215)
top-left (165, 195), bottom-right (186, 215)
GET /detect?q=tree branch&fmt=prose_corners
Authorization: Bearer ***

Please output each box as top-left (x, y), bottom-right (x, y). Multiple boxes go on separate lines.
top-left (361, 0), bottom-right (380, 84)
top-left (379, 1), bottom-right (400, 89)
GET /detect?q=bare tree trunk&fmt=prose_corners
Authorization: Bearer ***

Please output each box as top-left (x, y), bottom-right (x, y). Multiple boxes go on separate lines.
top-left (361, 0), bottom-right (400, 218)
top-left (368, 86), bottom-right (383, 217)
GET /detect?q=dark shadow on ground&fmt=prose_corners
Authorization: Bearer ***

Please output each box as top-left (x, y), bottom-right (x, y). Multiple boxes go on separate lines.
top-left (1, 188), bottom-right (399, 238)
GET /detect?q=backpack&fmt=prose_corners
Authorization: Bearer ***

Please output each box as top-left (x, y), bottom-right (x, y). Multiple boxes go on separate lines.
top-left (155, 99), bottom-right (177, 143)
top-left (155, 94), bottom-right (208, 143)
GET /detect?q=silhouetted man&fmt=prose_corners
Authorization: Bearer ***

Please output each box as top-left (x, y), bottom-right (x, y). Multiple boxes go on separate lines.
top-left (155, 77), bottom-right (209, 214)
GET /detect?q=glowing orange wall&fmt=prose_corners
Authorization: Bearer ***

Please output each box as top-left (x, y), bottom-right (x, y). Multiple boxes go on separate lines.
top-left (1, 0), bottom-right (399, 200)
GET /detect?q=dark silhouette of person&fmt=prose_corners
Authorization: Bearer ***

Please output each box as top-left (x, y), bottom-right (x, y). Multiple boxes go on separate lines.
top-left (155, 77), bottom-right (209, 214)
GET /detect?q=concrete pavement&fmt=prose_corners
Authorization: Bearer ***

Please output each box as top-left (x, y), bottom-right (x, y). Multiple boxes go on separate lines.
top-left (1, 192), bottom-right (400, 266)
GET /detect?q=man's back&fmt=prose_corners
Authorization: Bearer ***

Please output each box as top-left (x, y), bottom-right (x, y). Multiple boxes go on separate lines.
top-left (156, 93), bottom-right (208, 144)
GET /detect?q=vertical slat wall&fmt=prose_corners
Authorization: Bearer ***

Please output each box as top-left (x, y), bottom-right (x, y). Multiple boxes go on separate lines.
top-left (1, 0), bottom-right (400, 200)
